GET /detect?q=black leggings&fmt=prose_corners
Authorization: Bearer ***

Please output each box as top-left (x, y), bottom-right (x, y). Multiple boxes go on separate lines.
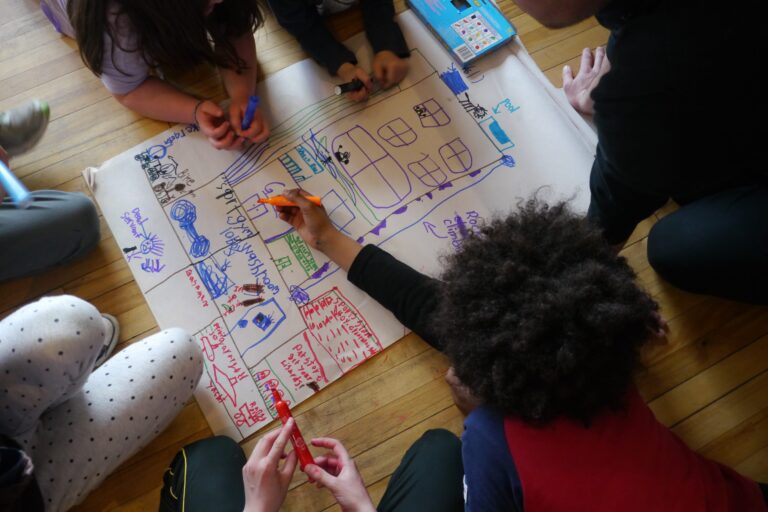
top-left (647, 184), bottom-right (768, 304)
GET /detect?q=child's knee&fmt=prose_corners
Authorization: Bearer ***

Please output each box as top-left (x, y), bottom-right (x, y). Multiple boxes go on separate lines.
top-left (4, 295), bottom-right (104, 359)
top-left (142, 328), bottom-right (203, 386)
top-left (415, 428), bottom-right (461, 454)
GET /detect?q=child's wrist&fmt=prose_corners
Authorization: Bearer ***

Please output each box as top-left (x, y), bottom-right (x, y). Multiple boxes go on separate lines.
top-left (316, 229), bottom-right (344, 253)
top-left (192, 100), bottom-right (205, 125)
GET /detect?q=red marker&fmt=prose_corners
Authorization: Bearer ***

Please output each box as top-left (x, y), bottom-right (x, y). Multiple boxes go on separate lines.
top-left (270, 387), bottom-right (315, 469)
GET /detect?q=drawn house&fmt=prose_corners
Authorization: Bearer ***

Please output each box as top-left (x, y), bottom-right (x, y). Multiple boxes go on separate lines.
top-left (332, 126), bottom-right (412, 209)
top-left (407, 154), bottom-right (447, 187)
top-left (412, 99), bottom-right (451, 128)
top-left (377, 117), bottom-right (417, 147)
top-left (439, 138), bottom-right (473, 173)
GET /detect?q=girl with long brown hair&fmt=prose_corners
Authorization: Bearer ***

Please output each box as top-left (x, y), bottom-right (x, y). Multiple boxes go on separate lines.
top-left (41, 0), bottom-right (269, 149)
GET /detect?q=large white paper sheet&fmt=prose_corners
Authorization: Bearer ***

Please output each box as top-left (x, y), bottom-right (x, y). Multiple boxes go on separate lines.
top-left (87, 11), bottom-right (596, 439)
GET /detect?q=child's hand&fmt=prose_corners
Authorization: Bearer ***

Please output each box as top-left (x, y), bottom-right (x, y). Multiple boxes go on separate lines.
top-left (229, 97), bottom-right (270, 145)
top-left (275, 189), bottom-right (339, 250)
top-left (195, 100), bottom-right (243, 150)
top-left (242, 418), bottom-right (299, 512)
top-left (304, 438), bottom-right (376, 512)
top-left (336, 63), bottom-right (373, 102)
top-left (372, 51), bottom-right (409, 89)
top-left (562, 47), bottom-right (610, 116)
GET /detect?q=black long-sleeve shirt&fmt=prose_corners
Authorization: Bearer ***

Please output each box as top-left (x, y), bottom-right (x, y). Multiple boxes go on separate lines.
top-left (267, 0), bottom-right (410, 75)
top-left (587, 0), bottom-right (765, 243)
top-left (347, 244), bottom-right (444, 350)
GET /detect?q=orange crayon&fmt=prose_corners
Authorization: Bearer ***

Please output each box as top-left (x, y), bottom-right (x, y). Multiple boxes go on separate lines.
top-left (257, 195), bottom-right (322, 207)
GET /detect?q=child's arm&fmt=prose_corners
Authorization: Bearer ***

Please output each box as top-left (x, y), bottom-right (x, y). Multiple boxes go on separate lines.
top-left (219, 31), bottom-right (270, 145)
top-left (276, 189), bottom-right (445, 350)
top-left (114, 78), bottom-right (240, 149)
top-left (267, 0), bottom-right (357, 78)
top-left (361, 0), bottom-right (410, 88)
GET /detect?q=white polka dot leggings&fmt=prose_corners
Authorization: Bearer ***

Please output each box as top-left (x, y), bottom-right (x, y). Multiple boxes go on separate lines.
top-left (0, 295), bottom-right (203, 511)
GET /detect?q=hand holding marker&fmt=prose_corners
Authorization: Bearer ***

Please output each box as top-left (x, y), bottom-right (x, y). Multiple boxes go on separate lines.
top-left (269, 386), bottom-right (315, 470)
top-left (334, 79), bottom-right (365, 96)
top-left (241, 95), bottom-right (260, 131)
top-left (0, 160), bottom-right (31, 208)
top-left (258, 195), bottom-right (322, 207)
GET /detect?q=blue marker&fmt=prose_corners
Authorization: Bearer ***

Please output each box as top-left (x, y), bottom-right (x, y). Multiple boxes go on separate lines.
top-left (0, 160), bottom-right (32, 209)
top-left (241, 95), bottom-right (260, 131)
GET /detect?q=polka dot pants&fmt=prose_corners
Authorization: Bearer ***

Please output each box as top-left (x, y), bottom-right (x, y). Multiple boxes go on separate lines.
top-left (0, 295), bottom-right (203, 511)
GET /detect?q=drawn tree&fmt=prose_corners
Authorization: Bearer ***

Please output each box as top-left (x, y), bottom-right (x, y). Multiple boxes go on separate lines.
top-left (407, 155), bottom-right (447, 187)
top-left (439, 138), bottom-right (473, 173)
top-left (377, 117), bottom-right (417, 147)
top-left (412, 99), bottom-right (451, 128)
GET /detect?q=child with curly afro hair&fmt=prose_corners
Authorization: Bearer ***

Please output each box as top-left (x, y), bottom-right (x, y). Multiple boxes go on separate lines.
top-left (275, 189), bottom-right (768, 512)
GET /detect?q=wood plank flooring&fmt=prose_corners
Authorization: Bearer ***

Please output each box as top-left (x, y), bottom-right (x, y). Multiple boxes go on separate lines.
top-left (1, 0), bottom-right (765, 509)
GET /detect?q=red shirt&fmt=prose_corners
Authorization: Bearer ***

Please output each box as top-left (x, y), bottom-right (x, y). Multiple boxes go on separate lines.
top-left (504, 388), bottom-right (766, 512)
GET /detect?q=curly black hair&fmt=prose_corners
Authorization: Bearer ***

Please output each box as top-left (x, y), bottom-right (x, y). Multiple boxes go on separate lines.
top-left (434, 199), bottom-right (659, 425)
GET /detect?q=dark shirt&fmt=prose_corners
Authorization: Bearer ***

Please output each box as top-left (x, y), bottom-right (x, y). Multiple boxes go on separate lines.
top-left (267, 0), bottom-right (410, 75)
top-left (0, 435), bottom-right (43, 512)
top-left (348, 245), bottom-right (523, 511)
top-left (587, 0), bottom-right (765, 243)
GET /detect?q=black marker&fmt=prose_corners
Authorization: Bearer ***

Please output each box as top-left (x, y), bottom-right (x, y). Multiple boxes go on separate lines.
top-left (334, 78), bottom-right (365, 95)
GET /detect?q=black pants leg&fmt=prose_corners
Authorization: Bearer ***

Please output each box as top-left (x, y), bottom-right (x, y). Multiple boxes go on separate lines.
top-left (159, 436), bottom-right (246, 512)
top-left (647, 185), bottom-right (768, 304)
top-left (377, 429), bottom-right (464, 512)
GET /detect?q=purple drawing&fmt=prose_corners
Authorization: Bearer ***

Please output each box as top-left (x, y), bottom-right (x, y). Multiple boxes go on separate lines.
top-left (412, 99), bottom-right (451, 128)
top-left (322, 190), bottom-right (356, 234)
top-left (439, 138), bottom-right (473, 174)
top-left (407, 154), bottom-right (447, 187)
top-left (332, 125), bottom-right (412, 209)
top-left (377, 118), bottom-right (417, 147)
top-left (241, 191), bottom-right (270, 221)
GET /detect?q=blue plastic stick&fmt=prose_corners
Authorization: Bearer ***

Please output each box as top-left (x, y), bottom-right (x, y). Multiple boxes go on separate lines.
top-left (241, 95), bottom-right (260, 130)
top-left (0, 160), bottom-right (32, 209)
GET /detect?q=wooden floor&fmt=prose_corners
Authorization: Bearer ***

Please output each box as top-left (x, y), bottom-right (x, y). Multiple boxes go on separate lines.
top-left (2, 0), bottom-right (767, 510)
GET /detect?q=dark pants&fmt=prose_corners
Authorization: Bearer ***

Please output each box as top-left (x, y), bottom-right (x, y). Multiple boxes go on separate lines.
top-left (0, 191), bottom-right (100, 282)
top-left (160, 429), bottom-right (464, 512)
top-left (159, 436), bottom-right (247, 512)
top-left (377, 429), bottom-right (464, 512)
top-left (646, 185), bottom-right (768, 305)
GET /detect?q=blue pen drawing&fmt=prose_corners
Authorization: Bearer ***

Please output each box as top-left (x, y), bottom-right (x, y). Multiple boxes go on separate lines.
top-left (480, 117), bottom-right (515, 151)
top-left (235, 298), bottom-right (287, 355)
top-left (121, 207), bottom-right (166, 273)
top-left (492, 99), bottom-right (520, 115)
top-left (194, 255), bottom-right (234, 299)
top-left (288, 285), bottom-right (310, 305)
top-left (488, 120), bottom-right (512, 144)
top-left (170, 199), bottom-right (211, 258)
top-left (439, 64), bottom-right (469, 95)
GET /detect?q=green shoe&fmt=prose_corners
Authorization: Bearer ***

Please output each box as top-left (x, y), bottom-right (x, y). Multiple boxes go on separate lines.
top-left (0, 100), bottom-right (50, 157)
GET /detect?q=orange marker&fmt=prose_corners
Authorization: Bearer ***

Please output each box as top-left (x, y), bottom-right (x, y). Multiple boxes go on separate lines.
top-left (257, 195), bottom-right (322, 207)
